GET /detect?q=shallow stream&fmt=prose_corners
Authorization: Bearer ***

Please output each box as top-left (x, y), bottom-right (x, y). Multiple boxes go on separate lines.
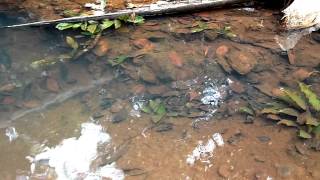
top-left (1, 7), bottom-right (320, 180)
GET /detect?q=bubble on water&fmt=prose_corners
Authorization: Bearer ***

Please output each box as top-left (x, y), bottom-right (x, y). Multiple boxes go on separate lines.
top-left (5, 126), bottom-right (19, 142)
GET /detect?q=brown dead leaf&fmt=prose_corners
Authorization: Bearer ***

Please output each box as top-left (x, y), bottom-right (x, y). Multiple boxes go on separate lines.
top-left (46, 77), bottom-right (60, 93)
top-left (168, 51), bottom-right (184, 67)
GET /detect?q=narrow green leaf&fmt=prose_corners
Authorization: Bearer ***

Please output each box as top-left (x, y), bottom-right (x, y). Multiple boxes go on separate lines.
top-left (299, 82), bottom-right (320, 111)
top-left (278, 108), bottom-right (299, 117)
top-left (72, 23), bottom-right (82, 29)
top-left (282, 88), bottom-right (307, 110)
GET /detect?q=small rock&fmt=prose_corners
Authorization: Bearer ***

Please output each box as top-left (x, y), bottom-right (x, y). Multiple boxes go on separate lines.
top-left (154, 122), bottom-right (173, 132)
top-left (22, 100), bottom-right (40, 108)
top-left (100, 98), bottom-right (113, 110)
top-left (229, 79), bottom-right (245, 94)
top-left (132, 84), bottom-right (145, 95)
top-left (292, 68), bottom-right (312, 81)
top-left (110, 100), bottom-right (124, 113)
top-left (227, 51), bottom-right (257, 75)
top-left (2, 96), bottom-right (15, 105)
top-left (92, 112), bottom-right (104, 119)
top-left (168, 51), bottom-right (183, 67)
top-left (216, 45), bottom-right (229, 57)
top-left (218, 164), bottom-right (232, 178)
top-left (139, 65), bottom-right (158, 84)
top-left (257, 136), bottom-right (270, 143)
top-left (295, 143), bottom-right (307, 155)
top-left (254, 155), bottom-right (266, 163)
top-left (0, 83), bottom-right (16, 92)
top-left (204, 30), bottom-right (218, 41)
top-left (93, 38), bottom-right (109, 57)
top-left (276, 164), bottom-right (293, 177)
top-left (46, 77), bottom-right (60, 93)
top-left (132, 38), bottom-right (154, 51)
top-left (111, 109), bottom-right (128, 123)
top-left (147, 85), bottom-right (170, 95)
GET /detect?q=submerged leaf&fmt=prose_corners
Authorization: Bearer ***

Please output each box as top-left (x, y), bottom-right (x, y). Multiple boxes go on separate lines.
top-left (114, 20), bottom-right (122, 29)
top-left (87, 24), bottom-right (98, 34)
top-left (298, 129), bottom-right (312, 139)
top-left (305, 113), bottom-right (320, 126)
top-left (277, 119), bottom-right (298, 127)
top-left (282, 88), bottom-right (307, 110)
top-left (239, 106), bottom-right (254, 116)
top-left (299, 82), bottom-right (320, 111)
top-left (66, 36), bottom-right (79, 50)
top-left (109, 55), bottom-right (129, 66)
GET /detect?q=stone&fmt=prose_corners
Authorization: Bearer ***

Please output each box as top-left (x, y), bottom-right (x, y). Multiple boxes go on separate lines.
top-left (216, 45), bottom-right (229, 57)
top-left (168, 51), bottom-right (184, 67)
top-left (111, 109), bottom-right (128, 123)
top-left (46, 77), bottom-right (60, 93)
top-left (139, 65), bottom-right (158, 84)
top-left (227, 50), bottom-right (257, 75)
top-left (147, 85), bottom-right (170, 95)
top-left (276, 164), bottom-right (293, 177)
top-left (93, 38), bottom-right (109, 57)
top-left (218, 164), bottom-right (232, 178)
top-left (229, 79), bottom-right (245, 93)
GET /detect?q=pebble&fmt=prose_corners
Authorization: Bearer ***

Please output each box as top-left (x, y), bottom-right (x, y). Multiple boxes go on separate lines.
top-left (218, 164), bottom-right (232, 178)
top-left (257, 136), bottom-right (270, 143)
top-left (46, 77), bottom-right (60, 93)
top-left (111, 109), bottom-right (128, 123)
top-left (276, 164), bottom-right (293, 177)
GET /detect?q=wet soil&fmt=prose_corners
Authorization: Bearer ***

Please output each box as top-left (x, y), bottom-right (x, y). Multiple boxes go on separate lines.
top-left (0, 7), bottom-right (320, 180)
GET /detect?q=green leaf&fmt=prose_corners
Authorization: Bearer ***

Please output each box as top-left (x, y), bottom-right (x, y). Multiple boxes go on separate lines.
top-left (239, 106), bottom-right (254, 116)
top-left (109, 55), bottom-right (129, 66)
top-left (261, 107), bottom-right (279, 114)
top-left (100, 19), bottom-right (114, 30)
top-left (56, 23), bottom-right (74, 30)
top-left (298, 129), bottom-right (312, 139)
top-left (151, 114), bottom-right (164, 123)
top-left (66, 36), bottom-right (79, 50)
top-left (72, 23), bottom-right (82, 29)
top-left (87, 24), bottom-right (98, 34)
top-left (141, 105), bottom-right (152, 114)
top-left (312, 125), bottom-right (320, 138)
top-left (114, 19), bottom-right (122, 29)
top-left (282, 88), bottom-right (307, 110)
top-left (127, 16), bottom-right (145, 24)
top-left (277, 119), bottom-right (298, 127)
top-left (118, 15), bottom-right (130, 21)
top-left (299, 82), bottom-right (320, 111)
top-left (81, 22), bottom-right (88, 31)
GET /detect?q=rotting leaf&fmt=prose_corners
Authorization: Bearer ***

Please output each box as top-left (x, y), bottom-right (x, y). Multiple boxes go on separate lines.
top-left (278, 108), bottom-right (299, 117)
top-left (282, 88), bottom-right (307, 110)
top-left (261, 107), bottom-right (279, 115)
top-left (299, 129), bottom-right (312, 139)
top-left (277, 119), bottom-right (298, 127)
top-left (305, 112), bottom-right (320, 126)
top-left (114, 19), bottom-right (122, 29)
top-left (66, 36), bottom-right (79, 50)
top-left (299, 82), bottom-right (320, 111)
top-left (239, 106), bottom-right (254, 116)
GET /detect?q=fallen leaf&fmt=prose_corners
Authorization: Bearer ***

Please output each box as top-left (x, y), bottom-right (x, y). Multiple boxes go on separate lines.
top-left (299, 82), bottom-right (320, 111)
top-left (282, 88), bottom-right (307, 110)
top-left (239, 106), bottom-right (254, 116)
top-left (298, 129), bottom-right (312, 139)
top-left (277, 119), bottom-right (298, 127)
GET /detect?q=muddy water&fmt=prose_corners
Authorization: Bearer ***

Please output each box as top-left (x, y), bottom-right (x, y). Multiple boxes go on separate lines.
top-left (1, 8), bottom-right (320, 180)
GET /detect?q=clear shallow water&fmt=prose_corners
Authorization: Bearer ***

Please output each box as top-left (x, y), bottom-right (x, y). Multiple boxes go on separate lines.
top-left (1, 8), bottom-right (320, 180)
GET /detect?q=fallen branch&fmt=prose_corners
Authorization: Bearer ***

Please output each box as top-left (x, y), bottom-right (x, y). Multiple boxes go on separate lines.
top-left (1, 0), bottom-right (251, 28)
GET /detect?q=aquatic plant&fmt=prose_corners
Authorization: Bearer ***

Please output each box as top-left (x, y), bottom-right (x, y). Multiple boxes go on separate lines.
top-left (260, 82), bottom-right (320, 143)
